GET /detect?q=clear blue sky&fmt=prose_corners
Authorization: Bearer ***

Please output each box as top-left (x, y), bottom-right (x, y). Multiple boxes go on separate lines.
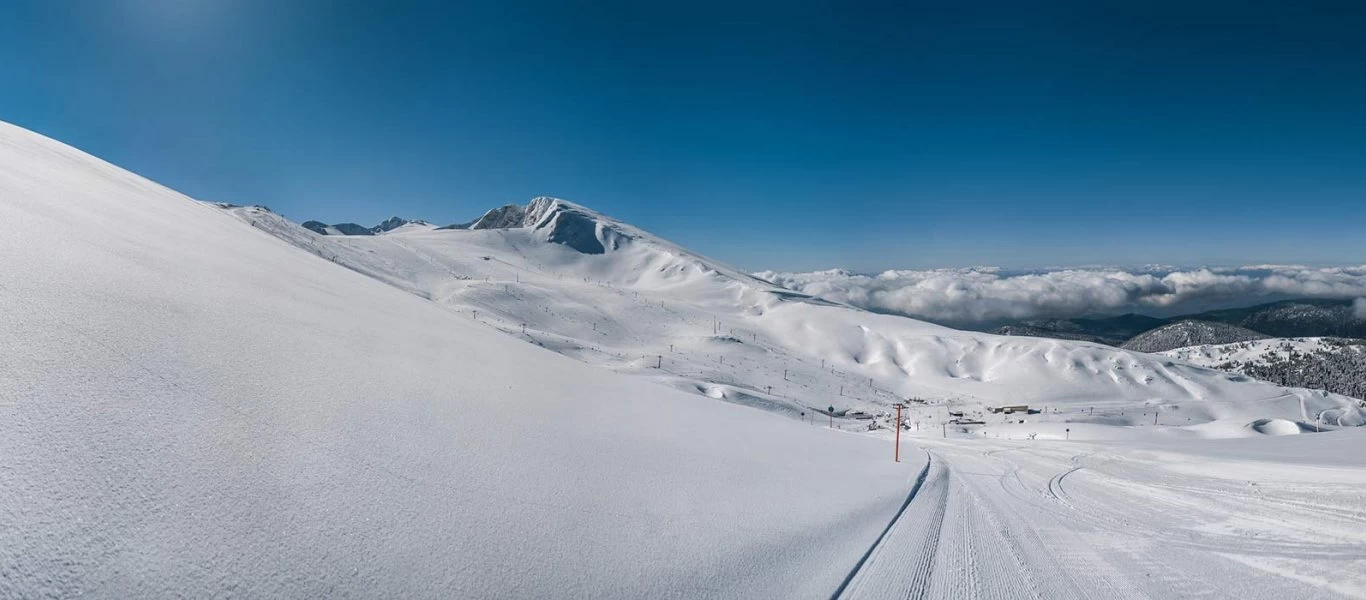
top-left (3, 1), bottom-right (1364, 271)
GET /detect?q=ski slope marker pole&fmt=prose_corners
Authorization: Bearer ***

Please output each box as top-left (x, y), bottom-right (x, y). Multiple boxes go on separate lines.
top-left (893, 403), bottom-right (905, 463)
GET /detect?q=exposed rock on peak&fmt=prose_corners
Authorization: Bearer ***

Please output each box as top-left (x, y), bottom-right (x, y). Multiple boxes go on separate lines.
top-left (468, 204), bottom-right (528, 230)
top-left (467, 197), bottom-right (630, 255)
top-left (372, 216), bottom-right (412, 233)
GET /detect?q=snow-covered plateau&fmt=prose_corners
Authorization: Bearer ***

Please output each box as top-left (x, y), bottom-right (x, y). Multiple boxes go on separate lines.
top-left (3, 119), bottom-right (1364, 598)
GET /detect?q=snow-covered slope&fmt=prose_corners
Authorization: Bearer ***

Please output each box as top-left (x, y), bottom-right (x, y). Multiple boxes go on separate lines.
top-left (1121, 319), bottom-right (1270, 353)
top-left (1162, 337), bottom-right (1336, 366)
top-left (1234, 299), bottom-right (1366, 338)
top-left (0, 121), bottom-right (922, 597)
top-left (7, 120), bottom-right (1366, 599)
top-left (222, 199), bottom-right (1366, 432)
top-left (1161, 337), bottom-right (1366, 401)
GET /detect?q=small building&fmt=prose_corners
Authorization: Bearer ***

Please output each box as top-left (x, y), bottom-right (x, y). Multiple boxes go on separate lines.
top-left (990, 405), bottom-right (1030, 415)
top-left (948, 410), bottom-right (965, 418)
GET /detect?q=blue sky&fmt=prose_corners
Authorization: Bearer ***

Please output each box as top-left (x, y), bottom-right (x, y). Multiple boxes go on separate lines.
top-left (2, 1), bottom-right (1364, 272)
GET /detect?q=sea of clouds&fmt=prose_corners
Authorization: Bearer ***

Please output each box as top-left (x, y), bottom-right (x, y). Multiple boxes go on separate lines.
top-left (754, 265), bottom-right (1366, 324)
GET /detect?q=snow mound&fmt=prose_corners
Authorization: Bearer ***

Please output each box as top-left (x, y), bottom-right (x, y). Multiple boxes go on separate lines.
top-left (1247, 418), bottom-right (1311, 436)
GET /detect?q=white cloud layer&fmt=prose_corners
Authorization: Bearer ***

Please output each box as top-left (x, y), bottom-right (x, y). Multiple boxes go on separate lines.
top-left (755, 265), bottom-right (1366, 324)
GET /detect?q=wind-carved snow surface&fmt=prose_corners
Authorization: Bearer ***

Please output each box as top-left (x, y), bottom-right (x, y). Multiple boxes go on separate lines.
top-left (5, 119), bottom-right (1366, 598)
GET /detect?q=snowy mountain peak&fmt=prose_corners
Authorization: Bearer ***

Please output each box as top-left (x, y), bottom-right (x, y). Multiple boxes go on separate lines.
top-left (373, 216), bottom-right (415, 233)
top-left (468, 197), bottom-right (591, 229)
top-left (524, 196), bottom-right (591, 224)
top-left (525, 197), bottom-right (628, 255)
top-left (466, 197), bottom-right (628, 254)
top-left (468, 203), bottom-right (528, 229)
top-left (374, 218), bottom-right (434, 235)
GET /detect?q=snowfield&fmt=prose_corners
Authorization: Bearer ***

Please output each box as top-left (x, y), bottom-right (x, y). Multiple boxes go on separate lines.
top-left (3, 119), bottom-right (1365, 598)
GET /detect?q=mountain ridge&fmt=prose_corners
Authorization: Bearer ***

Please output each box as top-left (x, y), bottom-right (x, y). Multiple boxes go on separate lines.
top-left (1121, 320), bottom-right (1271, 353)
top-left (1161, 337), bottom-right (1366, 401)
top-left (215, 197), bottom-right (1366, 432)
top-left (300, 215), bottom-right (433, 236)
top-left (991, 298), bottom-right (1366, 346)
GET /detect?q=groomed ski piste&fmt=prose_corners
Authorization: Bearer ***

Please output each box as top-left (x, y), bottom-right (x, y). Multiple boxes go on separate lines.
top-left (2, 119), bottom-right (1364, 598)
